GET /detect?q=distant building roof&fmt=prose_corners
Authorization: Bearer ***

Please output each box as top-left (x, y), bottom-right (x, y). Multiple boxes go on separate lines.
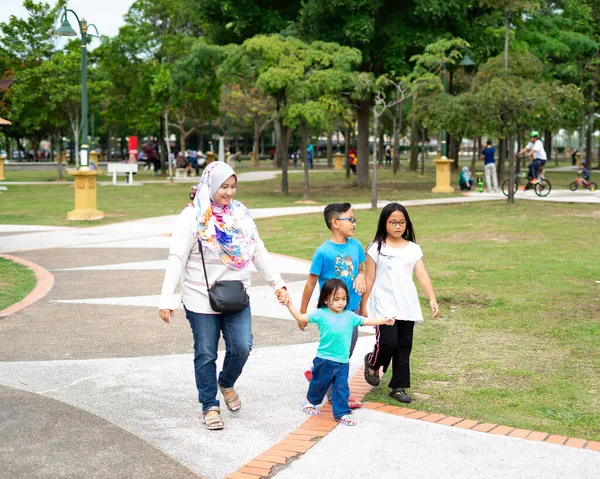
top-left (0, 117), bottom-right (11, 125)
top-left (0, 79), bottom-right (16, 90)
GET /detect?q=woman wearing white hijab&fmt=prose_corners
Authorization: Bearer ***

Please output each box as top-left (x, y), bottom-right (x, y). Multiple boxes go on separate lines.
top-left (159, 161), bottom-right (290, 430)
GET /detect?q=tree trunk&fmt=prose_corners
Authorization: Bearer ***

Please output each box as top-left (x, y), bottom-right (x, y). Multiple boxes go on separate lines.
top-left (409, 125), bottom-right (418, 172)
top-left (586, 84), bottom-right (594, 168)
top-left (301, 121), bottom-right (310, 200)
top-left (371, 111), bottom-right (379, 208)
top-left (253, 120), bottom-right (260, 170)
top-left (470, 137), bottom-right (478, 172)
top-left (377, 131), bottom-right (384, 166)
top-left (54, 134), bottom-right (63, 181)
top-left (498, 137), bottom-right (506, 183)
top-left (421, 128), bottom-right (426, 175)
top-left (159, 113), bottom-right (168, 175)
top-left (507, 134), bottom-right (515, 205)
top-left (274, 117), bottom-right (282, 168)
top-left (326, 131), bottom-right (333, 168)
top-left (276, 116), bottom-right (290, 195)
top-left (345, 126), bottom-right (351, 179)
top-left (392, 101), bottom-right (402, 174)
top-left (544, 130), bottom-right (552, 164)
top-left (356, 99), bottom-right (371, 187)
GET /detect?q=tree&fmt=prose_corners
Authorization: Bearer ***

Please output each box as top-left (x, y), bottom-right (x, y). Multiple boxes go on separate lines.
top-left (220, 84), bottom-right (275, 168)
top-left (221, 35), bottom-right (361, 195)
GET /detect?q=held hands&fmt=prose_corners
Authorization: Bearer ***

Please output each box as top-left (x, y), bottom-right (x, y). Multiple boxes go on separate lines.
top-left (275, 288), bottom-right (291, 306)
top-left (297, 318), bottom-right (308, 331)
top-left (430, 299), bottom-right (440, 319)
top-left (383, 316), bottom-right (396, 326)
top-left (353, 272), bottom-right (366, 295)
top-left (159, 309), bottom-right (174, 324)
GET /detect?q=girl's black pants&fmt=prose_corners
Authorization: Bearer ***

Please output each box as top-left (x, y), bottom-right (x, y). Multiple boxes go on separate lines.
top-left (367, 320), bottom-right (415, 389)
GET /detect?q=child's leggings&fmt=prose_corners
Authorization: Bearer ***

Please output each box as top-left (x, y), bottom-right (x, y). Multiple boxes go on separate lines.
top-left (367, 320), bottom-right (415, 389)
top-left (307, 357), bottom-right (350, 419)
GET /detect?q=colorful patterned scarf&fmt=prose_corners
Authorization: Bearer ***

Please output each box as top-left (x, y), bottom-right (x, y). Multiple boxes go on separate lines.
top-left (194, 162), bottom-right (257, 270)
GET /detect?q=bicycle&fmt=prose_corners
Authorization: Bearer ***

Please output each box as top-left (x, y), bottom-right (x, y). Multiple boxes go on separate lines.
top-left (502, 169), bottom-right (552, 197)
top-left (569, 174), bottom-right (597, 192)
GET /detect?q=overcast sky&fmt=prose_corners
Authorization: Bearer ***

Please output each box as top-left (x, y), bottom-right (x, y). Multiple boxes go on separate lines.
top-left (1, 0), bottom-right (135, 40)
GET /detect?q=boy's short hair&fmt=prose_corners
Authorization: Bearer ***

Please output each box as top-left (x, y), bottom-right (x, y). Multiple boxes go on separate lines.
top-left (486, 140), bottom-right (492, 145)
top-left (323, 203), bottom-right (352, 230)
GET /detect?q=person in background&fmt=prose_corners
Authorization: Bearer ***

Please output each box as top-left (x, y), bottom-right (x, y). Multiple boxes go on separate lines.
top-left (518, 130), bottom-right (547, 184)
top-left (459, 166), bottom-right (474, 191)
top-left (480, 140), bottom-right (498, 193)
top-left (307, 143), bottom-right (314, 170)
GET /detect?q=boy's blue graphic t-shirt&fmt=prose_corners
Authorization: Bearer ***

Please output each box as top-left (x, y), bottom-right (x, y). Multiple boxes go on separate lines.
top-left (310, 238), bottom-right (366, 311)
top-left (308, 308), bottom-right (364, 363)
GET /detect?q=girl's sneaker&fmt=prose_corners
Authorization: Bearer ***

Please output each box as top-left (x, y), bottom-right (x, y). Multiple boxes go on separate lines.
top-left (302, 401), bottom-right (321, 416)
top-left (337, 414), bottom-right (357, 426)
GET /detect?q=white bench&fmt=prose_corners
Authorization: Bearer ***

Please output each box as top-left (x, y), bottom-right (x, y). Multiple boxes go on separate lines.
top-left (107, 163), bottom-right (138, 185)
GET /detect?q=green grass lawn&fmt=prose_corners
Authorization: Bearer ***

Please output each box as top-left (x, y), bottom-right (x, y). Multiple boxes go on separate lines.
top-left (255, 201), bottom-right (600, 440)
top-left (0, 159), bottom-right (582, 227)
top-left (0, 258), bottom-right (37, 311)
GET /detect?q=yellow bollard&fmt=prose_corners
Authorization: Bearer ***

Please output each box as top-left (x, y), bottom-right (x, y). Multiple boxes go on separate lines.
top-left (206, 151), bottom-right (215, 164)
top-left (431, 156), bottom-right (455, 193)
top-left (66, 169), bottom-right (104, 221)
top-left (333, 152), bottom-right (344, 170)
top-left (0, 154), bottom-right (6, 180)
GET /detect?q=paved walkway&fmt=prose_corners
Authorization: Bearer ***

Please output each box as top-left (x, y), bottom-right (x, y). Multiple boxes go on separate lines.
top-left (1, 195), bottom-right (599, 479)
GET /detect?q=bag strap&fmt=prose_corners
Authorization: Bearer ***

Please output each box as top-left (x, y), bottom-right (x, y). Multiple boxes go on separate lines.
top-left (197, 237), bottom-right (211, 292)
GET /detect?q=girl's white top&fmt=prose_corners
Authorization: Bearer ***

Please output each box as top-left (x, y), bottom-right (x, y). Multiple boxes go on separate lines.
top-left (159, 206), bottom-right (285, 314)
top-left (366, 241), bottom-right (424, 322)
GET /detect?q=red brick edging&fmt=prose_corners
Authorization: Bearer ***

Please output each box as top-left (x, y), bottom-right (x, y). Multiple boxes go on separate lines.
top-left (0, 254), bottom-right (54, 318)
top-left (227, 367), bottom-right (600, 478)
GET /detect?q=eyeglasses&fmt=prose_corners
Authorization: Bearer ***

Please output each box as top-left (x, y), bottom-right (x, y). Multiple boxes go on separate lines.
top-left (337, 217), bottom-right (357, 224)
top-left (387, 220), bottom-right (406, 227)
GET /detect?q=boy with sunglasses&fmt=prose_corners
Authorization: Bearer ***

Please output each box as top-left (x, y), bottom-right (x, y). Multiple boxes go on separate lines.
top-left (299, 203), bottom-right (366, 409)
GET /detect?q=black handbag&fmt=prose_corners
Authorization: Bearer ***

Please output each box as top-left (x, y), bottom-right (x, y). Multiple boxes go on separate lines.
top-left (197, 239), bottom-right (250, 313)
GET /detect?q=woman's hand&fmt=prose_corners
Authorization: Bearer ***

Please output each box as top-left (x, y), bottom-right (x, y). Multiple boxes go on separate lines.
top-left (353, 273), bottom-right (366, 295)
top-left (430, 299), bottom-right (440, 319)
top-left (275, 288), bottom-right (291, 306)
top-left (159, 309), bottom-right (174, 323)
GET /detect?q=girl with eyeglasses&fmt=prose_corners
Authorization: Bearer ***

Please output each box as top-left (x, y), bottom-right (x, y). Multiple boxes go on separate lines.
top-left (360, 203), bottom-right (439, 404)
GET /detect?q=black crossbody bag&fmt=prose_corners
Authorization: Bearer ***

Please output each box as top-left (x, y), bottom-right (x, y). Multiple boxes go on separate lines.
top-left (197, 239), bottom-right (250, 313)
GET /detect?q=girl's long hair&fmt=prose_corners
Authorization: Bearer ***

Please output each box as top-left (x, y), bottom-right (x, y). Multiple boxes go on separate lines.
top-left (372, 203), bottom-right (416, 254)
top-left (317, 278), bottom-right (349, 310)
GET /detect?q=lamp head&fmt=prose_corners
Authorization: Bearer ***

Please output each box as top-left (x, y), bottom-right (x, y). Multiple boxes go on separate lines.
top-left (56, 17), bottom-right (77, 36)
top-left (459, 53), bottom-right (475, 67)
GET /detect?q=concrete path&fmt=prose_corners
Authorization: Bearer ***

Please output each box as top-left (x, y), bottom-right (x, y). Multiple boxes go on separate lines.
top-left (1, 195), bottom-right (599, 478)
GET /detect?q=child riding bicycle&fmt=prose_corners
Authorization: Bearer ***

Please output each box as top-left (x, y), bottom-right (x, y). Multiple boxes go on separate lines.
top-left (578, 161), bottom-right (591, 188)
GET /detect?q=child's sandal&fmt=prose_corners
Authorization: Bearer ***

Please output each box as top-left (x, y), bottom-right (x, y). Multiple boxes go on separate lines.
top-left (303, 401), bottom-right (321, 416)
top-left (338, 414), bottom-right (357, 426)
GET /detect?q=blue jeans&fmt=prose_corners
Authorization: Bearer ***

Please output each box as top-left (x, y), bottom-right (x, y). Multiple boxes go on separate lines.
top-left (308, 357), bottom-right (350, 419)
top-left (184, 306), bottom-right (253, 413)
top-left (529, 159), bottom-right (546, 179)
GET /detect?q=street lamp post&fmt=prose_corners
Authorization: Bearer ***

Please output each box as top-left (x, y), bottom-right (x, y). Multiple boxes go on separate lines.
top-left (56, 8), bottom-right (99, 169)
top-left (440, 62), bottom-right (448, 158)
top-left (56, 8), bottom-right (103, 220)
